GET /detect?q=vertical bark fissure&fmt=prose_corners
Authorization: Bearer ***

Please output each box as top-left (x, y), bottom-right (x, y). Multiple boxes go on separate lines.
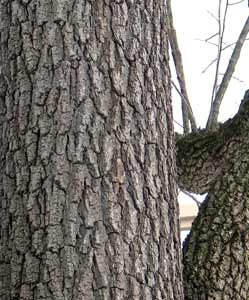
top-left (0, 1), bottom-right (183, 299)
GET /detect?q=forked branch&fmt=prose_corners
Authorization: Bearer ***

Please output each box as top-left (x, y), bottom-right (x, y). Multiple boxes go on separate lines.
top-left (207, 15), bottom-right (249, 130)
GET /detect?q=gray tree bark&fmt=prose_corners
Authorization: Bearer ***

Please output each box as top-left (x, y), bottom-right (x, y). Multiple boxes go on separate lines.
top-left (178, 91), bottom-right (249, 300)
top-left (0, 1), bottom-right (183, 300)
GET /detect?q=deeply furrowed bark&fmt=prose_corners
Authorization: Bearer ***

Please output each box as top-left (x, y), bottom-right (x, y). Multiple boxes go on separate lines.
top-left (0, 1), bottom-right (183, 299)
top-left (178, 92), bottom-right (249, 300)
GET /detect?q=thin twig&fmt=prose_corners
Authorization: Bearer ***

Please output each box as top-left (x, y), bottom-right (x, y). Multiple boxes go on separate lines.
top-left (197, 36), bottom-right (245, 50)
top-left (196, 38), bottom-right (218, 48)
top-left (210, 0), bottom-right (229, 107)
top-left (210, 0), bottom-right (222, 107)
top-left (201, 44), bottom-right (236, 74)
top-left (202, 58), bottom-right (218, 74)
top-left (205, 32), bottom-right (219, 42)
top-left (201, 39), bottom-right (249, 74)
top-left (207, 10), bottom-right (219, 23)
top-left (171, 80), bottom-right (197, 128)
top-left (228, 0), bottom-right (245, 5)
top-left (180, 189), bottom-right (202, 208)
top-left (173, 119), bottom-right (184, 130)
top-left (218, 73), bottom-right (245, 83)
top-left (206, 0), bottom-right (229, 130)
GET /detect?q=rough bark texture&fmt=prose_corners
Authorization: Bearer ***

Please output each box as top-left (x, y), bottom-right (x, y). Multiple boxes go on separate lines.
top-left (178, 91), bottom-right (249, 300)
top-left (0, 1), bottom-right (183, 300)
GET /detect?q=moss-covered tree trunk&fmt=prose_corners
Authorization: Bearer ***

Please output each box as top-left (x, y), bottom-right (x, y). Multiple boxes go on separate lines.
top-left (0, 1), bottom-right (183, 299)
top-left (178, 92), bottom-right (249, 300)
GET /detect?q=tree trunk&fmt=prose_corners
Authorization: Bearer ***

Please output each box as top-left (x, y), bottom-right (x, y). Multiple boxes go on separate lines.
top-left (178, 91), bottom-right (249, 300)
top-left (0, 1), bottom-right (183, 299)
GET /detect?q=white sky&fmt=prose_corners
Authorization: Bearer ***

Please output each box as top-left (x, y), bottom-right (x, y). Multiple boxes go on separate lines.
top-left (172, 0), bottom-right (249, 130)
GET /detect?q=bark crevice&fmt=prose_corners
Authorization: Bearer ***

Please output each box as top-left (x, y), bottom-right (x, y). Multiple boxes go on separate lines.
top-left (178, 91), bottom-right (249, 300)
top-left (177, 91), bottom-right (249, 194)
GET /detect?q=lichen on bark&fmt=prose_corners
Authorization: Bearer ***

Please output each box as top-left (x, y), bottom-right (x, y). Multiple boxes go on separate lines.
top-left (178, 91), bottom-right (249, 300)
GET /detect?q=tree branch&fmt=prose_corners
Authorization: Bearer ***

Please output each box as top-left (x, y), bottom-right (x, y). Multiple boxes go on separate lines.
top-left (180, 189), bottom-right (201, 208)
top-left (167, 0), bottom-right (197, 133)
top-left (177, 90), bottom-right (249, 193)
top-left (207, 15), bottom-right (249, 130)
top-left (209, 0), bottom-right (229, 124)
top-left (171, 80), bottom-right (197, 130)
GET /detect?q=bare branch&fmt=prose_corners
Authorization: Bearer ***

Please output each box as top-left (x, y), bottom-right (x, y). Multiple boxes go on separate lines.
top-left (167, 0), bottom-right (197, 133)
top-left (202, 57), bottom-right (218, 74)
top-left (173, 119), bottom-right (184, 130)
top-left (180, 189), bottom-right (201, 208)
top-left (210, 0), bottom-right (229, 110)
top-left (218, 73), bottom-right (245, 83)
top-left (207, 15), bottom-right (249, 130)
top-left (205, 32), bottom-right (219, 42)
top-left (201, 39), bottom-right (249, 73)
top-left (171, 80), bottom-right (197, 129)
top-left (206, 10), bottom-right (219, 23)
top-left (228, 0), bottom-right (245, 5)
top-left (196, 38), bottom-right (218, 48)
top-left (230, 75), bottom-right (244, 83)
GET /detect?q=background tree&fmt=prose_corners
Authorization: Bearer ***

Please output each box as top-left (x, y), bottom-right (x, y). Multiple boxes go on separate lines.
top-left (168, 0), bottom-right (249, 299)
top-left (0, 1), bottom-right (183, 299)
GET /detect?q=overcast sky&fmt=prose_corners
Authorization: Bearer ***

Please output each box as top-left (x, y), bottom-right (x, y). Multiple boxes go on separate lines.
top-left (171, 0), bottom-right (249, 130)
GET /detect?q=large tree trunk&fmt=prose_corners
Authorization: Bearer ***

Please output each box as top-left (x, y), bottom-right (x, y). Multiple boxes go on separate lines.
top-left (178, 91), bottom-right (249, 300)
top-left (0, 1), bottom-right (183, 299)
